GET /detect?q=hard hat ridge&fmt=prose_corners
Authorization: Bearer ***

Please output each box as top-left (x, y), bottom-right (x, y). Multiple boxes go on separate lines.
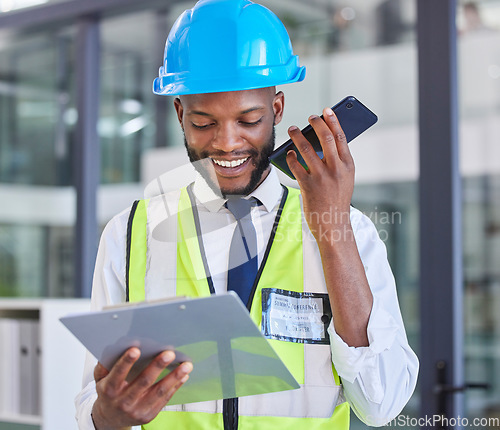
top-left (152, 0), bottom-right (306, 96)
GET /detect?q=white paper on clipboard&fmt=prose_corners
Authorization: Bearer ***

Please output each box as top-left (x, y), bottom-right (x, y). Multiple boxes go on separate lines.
top-left (60, 292), bottom-right (299, 405)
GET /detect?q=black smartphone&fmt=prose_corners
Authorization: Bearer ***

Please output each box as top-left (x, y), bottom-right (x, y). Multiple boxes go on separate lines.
top-left (269, 96), bottom-right (378, 180)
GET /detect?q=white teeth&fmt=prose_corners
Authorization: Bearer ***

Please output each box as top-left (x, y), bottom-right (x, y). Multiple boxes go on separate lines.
top-left (212, 157), bottom-right (248, 168)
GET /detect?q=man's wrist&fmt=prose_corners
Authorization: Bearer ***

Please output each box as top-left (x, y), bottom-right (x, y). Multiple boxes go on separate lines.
top-left (91, 408), bottom-right (105, 430)
top-left (91, 409), bottom-right (132, 430)
top-left (91, 403), bottom-right (115, 430)
top-left (313, 221), bottom-right (355, 249)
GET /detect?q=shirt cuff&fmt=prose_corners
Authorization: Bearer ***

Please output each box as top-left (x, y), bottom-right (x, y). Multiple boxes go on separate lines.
top-left (74, 383), bottom-right (97, 430)
top-left (328, 297), bottom-right (399, 399)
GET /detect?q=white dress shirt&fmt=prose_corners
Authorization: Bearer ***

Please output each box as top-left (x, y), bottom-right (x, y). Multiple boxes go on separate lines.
top-left (75, 167), bottom-right (418, 429)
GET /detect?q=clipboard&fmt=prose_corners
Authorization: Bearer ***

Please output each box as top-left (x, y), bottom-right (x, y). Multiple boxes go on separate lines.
top-left (60, 292), bottom-right (299, 405)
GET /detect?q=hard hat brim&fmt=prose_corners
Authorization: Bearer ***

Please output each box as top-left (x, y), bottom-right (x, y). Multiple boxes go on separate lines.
top-left (153, 65), bottom-right (306, 96)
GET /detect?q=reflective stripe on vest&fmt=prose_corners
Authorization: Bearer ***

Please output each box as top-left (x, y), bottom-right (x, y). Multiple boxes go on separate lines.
top-left (126, 186), bottom-right (349, 430)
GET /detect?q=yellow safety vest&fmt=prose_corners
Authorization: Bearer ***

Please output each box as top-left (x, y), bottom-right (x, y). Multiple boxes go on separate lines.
top-left (126, 185), bottom-right (350, 430)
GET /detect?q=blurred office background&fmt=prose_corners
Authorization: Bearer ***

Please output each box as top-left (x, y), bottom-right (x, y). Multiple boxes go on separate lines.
top-left (0, 0), bottom-right (499, 428)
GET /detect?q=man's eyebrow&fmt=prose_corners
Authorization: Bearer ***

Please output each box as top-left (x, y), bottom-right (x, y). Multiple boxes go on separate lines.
top-left (189, 110), bottom-right (212, 117)
top-left (240, 106), bottom-right (265, 114)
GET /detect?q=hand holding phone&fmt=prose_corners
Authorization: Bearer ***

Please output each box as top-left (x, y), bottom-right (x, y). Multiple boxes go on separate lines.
top-left (269, 96), bottom-right (377, 180)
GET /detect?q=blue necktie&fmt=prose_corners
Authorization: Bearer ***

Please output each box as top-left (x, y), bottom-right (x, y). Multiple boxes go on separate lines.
top-left (226, 197), bottom-right (258, 306)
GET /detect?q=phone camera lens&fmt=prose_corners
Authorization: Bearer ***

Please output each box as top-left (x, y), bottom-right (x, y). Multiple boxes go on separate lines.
top-left (346, 102), bottom-right (353, 109)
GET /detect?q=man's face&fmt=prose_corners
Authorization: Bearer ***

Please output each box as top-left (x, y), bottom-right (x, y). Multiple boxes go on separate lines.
top-left (174, 87), bottom-right (284, 196)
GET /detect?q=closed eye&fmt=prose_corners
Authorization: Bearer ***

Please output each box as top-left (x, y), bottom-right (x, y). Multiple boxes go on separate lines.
top-left (240, 118), bottom-right (263, 127)
top-left (191, 122), bottom-right (213, 130)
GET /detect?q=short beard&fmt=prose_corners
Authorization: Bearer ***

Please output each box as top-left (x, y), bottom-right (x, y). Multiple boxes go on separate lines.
top-left (184, 126), bottom-right (276, 198)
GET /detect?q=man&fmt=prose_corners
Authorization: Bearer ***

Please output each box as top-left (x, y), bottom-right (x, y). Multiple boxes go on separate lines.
top-left (75, 0), bottom-right (418, 429)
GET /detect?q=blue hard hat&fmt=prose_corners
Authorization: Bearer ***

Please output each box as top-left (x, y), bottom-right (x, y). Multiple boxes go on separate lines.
top-left (152, 0), bottom-right (306, 96)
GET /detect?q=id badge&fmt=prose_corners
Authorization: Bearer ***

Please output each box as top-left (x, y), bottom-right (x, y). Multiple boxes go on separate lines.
top-left (261, 288), bottom-right (332, 344)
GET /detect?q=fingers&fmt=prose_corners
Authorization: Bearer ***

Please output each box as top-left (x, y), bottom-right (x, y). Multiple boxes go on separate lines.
top-left (104, 347), bottom-right (141, 392)
top-left (285, 109), bottom-right (353, 182)
top-left (128, 359), bottom-right (193, 417)
top-left (286, 125), bottom-right (323, 178)
top-left (153, 361), bottom-right (193, 403)
top-left (321, 107), bottom-right (352, 165)
top-left (125, 350), bottom-right (176, 400)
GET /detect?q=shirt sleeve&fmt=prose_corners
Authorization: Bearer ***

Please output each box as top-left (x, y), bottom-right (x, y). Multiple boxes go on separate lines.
top-left (327, 208), bottom-right (419, 427)
top-left (74, 208), bottom-right (141, 430)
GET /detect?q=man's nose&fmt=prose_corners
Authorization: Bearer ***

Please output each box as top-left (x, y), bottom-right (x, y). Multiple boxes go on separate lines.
top-left (212, 123), bottom-right (244, 152)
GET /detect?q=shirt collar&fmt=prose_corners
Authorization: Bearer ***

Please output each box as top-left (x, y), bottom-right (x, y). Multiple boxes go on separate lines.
top-left (192, 167), bottom-right (283, 213)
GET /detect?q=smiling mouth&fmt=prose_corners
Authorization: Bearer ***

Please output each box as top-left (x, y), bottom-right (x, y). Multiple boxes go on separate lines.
top-left (211, 157), bottom-right (249, 168)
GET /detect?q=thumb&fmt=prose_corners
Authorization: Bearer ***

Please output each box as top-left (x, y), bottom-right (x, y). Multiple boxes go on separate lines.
top-left (286, 149), bottom-right (308, 186)
top-left (94, 362), bottom-right (110, 382)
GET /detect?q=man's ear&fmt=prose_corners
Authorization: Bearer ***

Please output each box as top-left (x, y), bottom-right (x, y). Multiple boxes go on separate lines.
top-left (272, 91), bottom-right (285, 125)
top-left (173, 97), bottom-right (184, 128)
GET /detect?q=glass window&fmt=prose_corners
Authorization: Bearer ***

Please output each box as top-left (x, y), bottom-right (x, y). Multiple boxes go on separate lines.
top-left (0, 27), bottom-right (76, 186)
top-left (458, 0), bottom-right (500, 423)
top-left (100, 11), bottom-right (163, 184)
top-left (0, 8), bottom-right (166, 297)
top-left (0, 25), bottom-right (77, 298)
